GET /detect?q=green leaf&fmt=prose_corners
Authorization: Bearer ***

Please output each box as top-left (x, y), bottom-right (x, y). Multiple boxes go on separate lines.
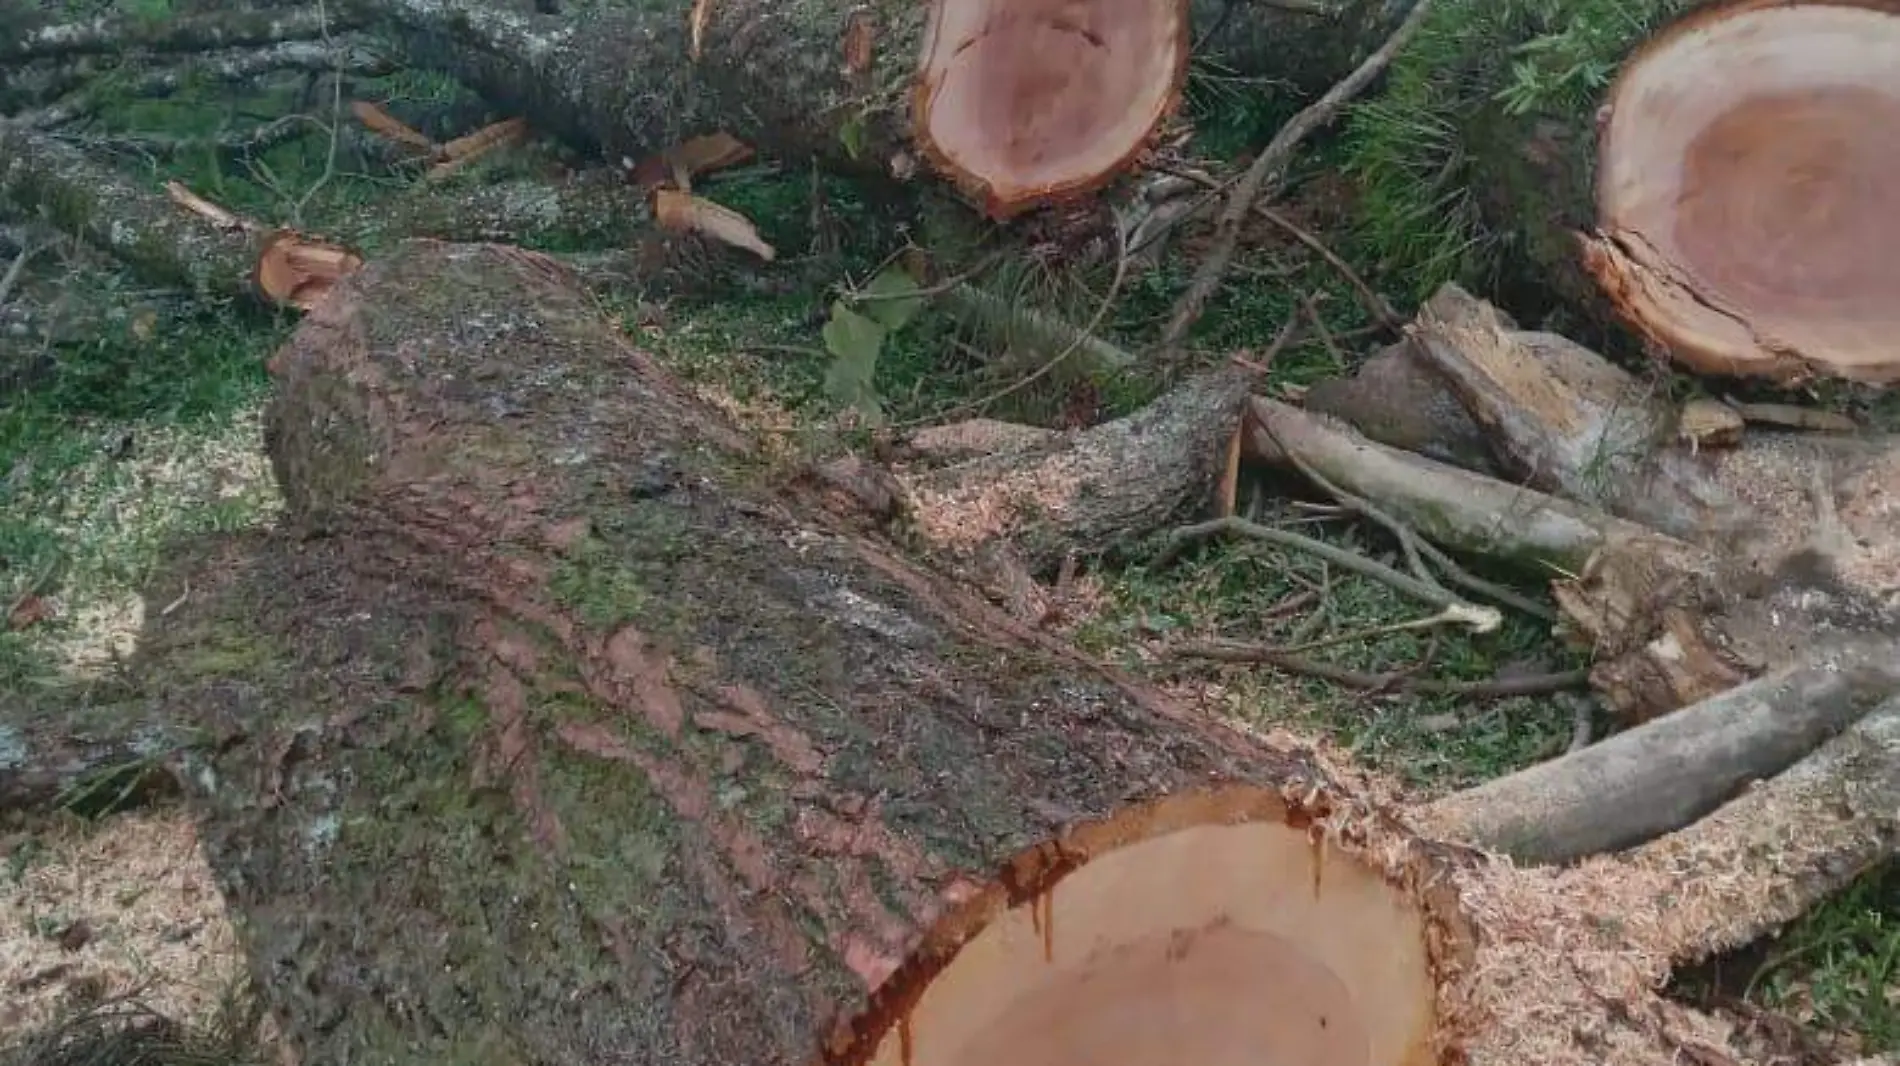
top-left (838, 115), bottom-right (866, 161)
top-left (853, 263), bottom-right (923, 332)
top-left (820, 301), bottom-right (887, 424)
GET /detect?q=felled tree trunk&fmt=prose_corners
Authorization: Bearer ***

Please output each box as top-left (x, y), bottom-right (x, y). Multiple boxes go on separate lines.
top-left (1357, 0), bottom-right (1900, 377)
top-left (120, 236), bottom-right (1876, 1066)
top-left (366, 0), bottom-right (1196, 218)
top-left (364, 0), bottom-right (1420, 219)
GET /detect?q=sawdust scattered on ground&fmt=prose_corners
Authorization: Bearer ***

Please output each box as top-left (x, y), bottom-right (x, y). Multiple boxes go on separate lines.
top-left (0, 805), bottom-right (245, 1041)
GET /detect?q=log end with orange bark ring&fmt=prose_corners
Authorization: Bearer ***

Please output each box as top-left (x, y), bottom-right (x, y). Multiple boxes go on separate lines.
top-left (910, 0), bottom-right (1194, 221)
top-left (253, 229), bottom-right (367, 313)
top-left (810, 783), bottom-right (1475, 1066)
top-left (1588, 0), bottom-right (1900, 386)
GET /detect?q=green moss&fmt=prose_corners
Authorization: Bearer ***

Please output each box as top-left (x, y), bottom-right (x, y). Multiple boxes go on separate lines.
top-left (1339, 0), bottom-right (1688, 302)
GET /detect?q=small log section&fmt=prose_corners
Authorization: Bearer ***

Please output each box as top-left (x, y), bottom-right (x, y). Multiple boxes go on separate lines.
top-left (149, 238), bottom-right (1457, 1066)
top-left (912, 0), bottom-right (1191, 217)
top-left (1581, 0), bottom-right (1900, 384)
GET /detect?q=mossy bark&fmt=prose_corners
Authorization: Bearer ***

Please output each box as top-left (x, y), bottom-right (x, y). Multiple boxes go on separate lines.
top-left (138, 238), bottom-right (1331, 1065)
top-left (0, 120), bottom-right (259, 300)
top-left (363, 0), bottom-right (934, 185)
top-left (364, 0), bottom-right (1419, 199)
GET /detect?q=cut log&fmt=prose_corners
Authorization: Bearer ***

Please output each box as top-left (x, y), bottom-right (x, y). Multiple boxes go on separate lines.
top-left (913, 0), bottom-right (1190, 217)
top-left (364, 0), bottom-right (1405, 220)
top-left (899, 368), bottom-right (1253, 576)
top-left (1580, 0), bottom-right (1900, 384)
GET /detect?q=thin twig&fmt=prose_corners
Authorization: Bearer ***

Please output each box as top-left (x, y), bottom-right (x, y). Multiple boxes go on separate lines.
top-left (1173, 639), bottom-right (1589, 699)
top-left (1300, 291), bottom-right (1350, 370)
top-left (0, 242), bottom-right (40, 309)
top-left (1567, 696), bottom-right (1595, 752)
top-left (1156, 516), bottom-right (1500, 631)
top-left (1157, 0), bottom-right (1434, 355)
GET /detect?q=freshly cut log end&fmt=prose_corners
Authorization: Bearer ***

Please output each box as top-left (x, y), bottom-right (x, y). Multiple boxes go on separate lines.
top-left (817, 786), bottom-right (1456, 1066)
top-left (1584, 0), bottom-right (1900, 385)
top-left (912, 0), bottom-right (1191, 219)
top-left (253, 230), bottom-right (366, 312)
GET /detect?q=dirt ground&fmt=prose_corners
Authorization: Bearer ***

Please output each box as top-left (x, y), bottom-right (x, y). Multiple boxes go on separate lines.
top-left (0, 804), bottom-right (245, 1040)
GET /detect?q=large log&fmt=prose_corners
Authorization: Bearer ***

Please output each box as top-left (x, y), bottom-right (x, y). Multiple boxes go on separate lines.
top-left (138, 237), bottom-right (1452, 1064)
top-left (364, 0), bottom-right (1422, 219)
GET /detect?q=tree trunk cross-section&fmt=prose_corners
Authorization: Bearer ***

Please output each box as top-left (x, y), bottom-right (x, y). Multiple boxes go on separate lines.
top-left (1582, 0), bottom-right (1900, 384)
top-left (140, 238), bottom-right (1463, 1066)
top-left (913, 0), bottom-right (1190, 217)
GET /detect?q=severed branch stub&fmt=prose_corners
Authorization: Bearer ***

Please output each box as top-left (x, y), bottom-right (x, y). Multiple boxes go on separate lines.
top-left (1580, 0), bottom-right (1900, 385)
top-left (912, 0), bottom-right (1192, 218)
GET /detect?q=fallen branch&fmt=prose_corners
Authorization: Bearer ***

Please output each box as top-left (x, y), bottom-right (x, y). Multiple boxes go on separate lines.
top-left (0, 120), bottom-right (257, 299)
top-left (1419, 648), bottom-right (1900, 865)
top-left (1157, 515), bottom-right (1502, 632)
top-left (1158, 0), bottom-right (1434, 354)
top-left (1174, 638), bottom-right (1589, 699)
top-left (1243, 397), bottom-right (1708, 578)
top-left (1, 5), bottom-right (360, 63)
top-left (901, 368), bottom-right (1253, 573)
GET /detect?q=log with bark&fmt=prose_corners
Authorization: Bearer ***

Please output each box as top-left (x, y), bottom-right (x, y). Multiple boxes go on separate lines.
top-left (361, 0), bottom-right (1437, 221)
top-left (84, 236), bottom-right (1893, 1066)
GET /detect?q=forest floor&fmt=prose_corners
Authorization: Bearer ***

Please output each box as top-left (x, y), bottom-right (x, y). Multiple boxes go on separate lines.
top-left (1, 8), bottom-right (1895, 1060)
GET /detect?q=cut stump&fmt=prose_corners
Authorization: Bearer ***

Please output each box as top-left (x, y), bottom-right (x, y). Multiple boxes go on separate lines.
top-left (911, 0), bottom-right (1192, 217)
top-left (1583, 0), bottom-right (1900, 384)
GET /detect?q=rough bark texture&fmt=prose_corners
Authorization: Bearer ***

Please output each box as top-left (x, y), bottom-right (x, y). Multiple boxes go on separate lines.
top-left (0, 4), bottom-right (357, 63)
top-left (363, 0), bottom-right (1419, 214)
top-left (146, 238), bottom-right (1357, 1066)
top-left (364, 0), bottom-right (936, 191)
top-left (0, 696), bottom-right (186, 817)
top-left (1419, 651), bottom-right (1900, 864)
top-left (900, 368), bottom-right (1253, 575)
top-left (0, 120), bottom-right (258, 301)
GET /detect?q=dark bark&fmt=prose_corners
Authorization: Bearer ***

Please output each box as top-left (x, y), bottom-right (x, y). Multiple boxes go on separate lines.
top-left (363, 0), bottom-right (1417, 203)
top-left (0, 120), bottom-right (259, 301)
top-left (0, 697), bottom-right (186, 817)
top-left (139, 239), bottom-right (1340, 1066)
top-left (0, 5), bottom-right (361, 63)
top-left (362, 0), bottom-right (936, 188)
